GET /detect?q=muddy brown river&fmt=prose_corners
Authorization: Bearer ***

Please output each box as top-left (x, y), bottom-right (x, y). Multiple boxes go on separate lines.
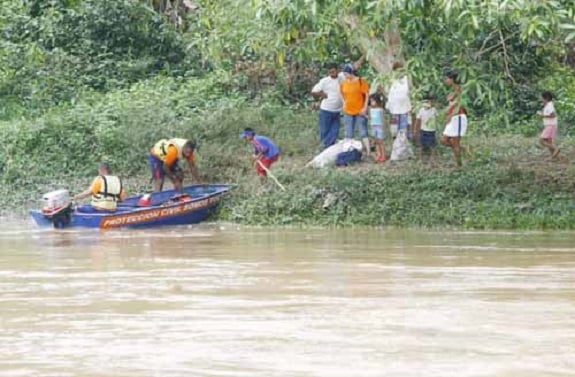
top-left (1, 221), bottom-right (574, 376)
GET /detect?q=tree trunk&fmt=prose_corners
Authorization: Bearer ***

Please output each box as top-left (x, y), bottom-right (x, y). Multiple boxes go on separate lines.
top-left (341, 15), bottom-right (404, 75)
top-left (150, 0), bottom-right (197, 24)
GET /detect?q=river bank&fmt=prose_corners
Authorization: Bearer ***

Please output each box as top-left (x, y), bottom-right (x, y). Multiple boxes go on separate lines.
top-left (5, 135), bottom-right (575, 230)
top-left (221, 134), bottom-right (575, 229)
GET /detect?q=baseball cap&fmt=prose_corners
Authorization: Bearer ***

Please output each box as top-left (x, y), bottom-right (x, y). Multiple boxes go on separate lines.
top-left (343, 64), bottom-right (354, 74)
top-left (239, 127), bottom-right (255, 139)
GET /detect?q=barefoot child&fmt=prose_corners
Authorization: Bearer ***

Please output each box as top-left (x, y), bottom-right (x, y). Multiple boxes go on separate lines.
top-left (369, 93), bottom-right (387, 162)
top-left (415, 94), bottom-right (438, 164)
top-left (538, 91), bottom-right (560, 159)
top-left (440, 71), bottom-right (468, 167)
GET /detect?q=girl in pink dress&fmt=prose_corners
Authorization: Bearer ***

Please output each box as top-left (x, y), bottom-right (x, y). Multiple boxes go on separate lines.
top-left (538, 91), bottom-right (560, 159)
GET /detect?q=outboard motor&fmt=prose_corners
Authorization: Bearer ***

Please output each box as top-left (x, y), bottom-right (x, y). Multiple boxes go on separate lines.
top-left (41, 190), bottom-right (73, 228)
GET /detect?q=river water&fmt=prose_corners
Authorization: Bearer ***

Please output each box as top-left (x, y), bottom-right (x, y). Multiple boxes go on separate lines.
top-left (0, 221), bottom-right (574, 377)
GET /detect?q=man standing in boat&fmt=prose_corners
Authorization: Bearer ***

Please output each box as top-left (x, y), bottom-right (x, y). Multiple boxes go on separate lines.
top-left (148, 138), bottom-right (203, 192)
top-left (73, 162), bottom-right (126, 212)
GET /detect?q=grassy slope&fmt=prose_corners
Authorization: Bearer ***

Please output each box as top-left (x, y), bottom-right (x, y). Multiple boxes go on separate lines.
top-left (5, 135), bottom-right (575, 230)
top-left (1, 75), bottom-right (574, 229)
top-left (219, 135), bottom-right (575, 229)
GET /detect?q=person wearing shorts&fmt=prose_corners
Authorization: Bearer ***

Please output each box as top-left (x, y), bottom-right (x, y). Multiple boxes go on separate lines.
top-left (415, 94), bottom-right (439, 164)
top-left (148, 138), bottom-right (203, 192)
top-left (440, 71), bottom-right (468, 167)
top-left (239, 127), bottom-right (280, 177)
top-left (368, 93), bottom-right (386, 163)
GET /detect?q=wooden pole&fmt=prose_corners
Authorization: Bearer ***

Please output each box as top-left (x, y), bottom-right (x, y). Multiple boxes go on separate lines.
top-left (256, 160), bottom-right (286, 191)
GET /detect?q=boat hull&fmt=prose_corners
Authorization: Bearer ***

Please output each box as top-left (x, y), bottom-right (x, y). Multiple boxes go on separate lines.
top-left (29, 184), bottom-right (230, 229)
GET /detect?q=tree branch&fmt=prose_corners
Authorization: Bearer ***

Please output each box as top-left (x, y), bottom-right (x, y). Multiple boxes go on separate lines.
top-left (499, 29), bottom-right (516, 83)
top-left (476, 30), bottom-right (499, 56)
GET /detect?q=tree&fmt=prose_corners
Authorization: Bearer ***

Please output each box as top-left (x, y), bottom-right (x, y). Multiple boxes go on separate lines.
top-left (183, 0), bottom-right (575, 121)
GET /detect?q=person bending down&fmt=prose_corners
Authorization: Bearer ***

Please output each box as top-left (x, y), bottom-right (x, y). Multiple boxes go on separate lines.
top-left (239, 128), bottom-right (280, 178)
top-left (148, 138), bottom-right (203, 192)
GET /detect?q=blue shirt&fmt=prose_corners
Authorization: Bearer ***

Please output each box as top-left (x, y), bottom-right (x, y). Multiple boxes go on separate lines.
top-left (252, 135), bottom-right (280, 159)
top-left (370, 108), bottom-right (384, 126)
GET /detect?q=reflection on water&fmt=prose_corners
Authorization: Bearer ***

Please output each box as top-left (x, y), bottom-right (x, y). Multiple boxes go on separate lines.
top-left (1, 220), bottom-right (575, 377)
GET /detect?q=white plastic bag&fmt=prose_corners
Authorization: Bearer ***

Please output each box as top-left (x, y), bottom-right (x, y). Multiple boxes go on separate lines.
top-left (341, 139), bottom-right (363, 152)
top-left (390, 130), bottom-right (414, 161)
top-left (306, 139), bottom-right (363, 168)
top-left (389, 123), bottom-right (398, 138)
top-left (307, 141), bottom-right (345, 168)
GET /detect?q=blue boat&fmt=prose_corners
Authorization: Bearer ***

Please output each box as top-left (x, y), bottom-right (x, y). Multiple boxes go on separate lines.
top-left (29, 184), bottom-right (231, 229)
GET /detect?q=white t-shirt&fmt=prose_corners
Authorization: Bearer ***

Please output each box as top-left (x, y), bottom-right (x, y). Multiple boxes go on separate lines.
top-left (417, 106), bottom-right (438, 131)
top-left (386, 75), bottom-right (411, 114)
top-left (543, 101), bottom-right (557, 127)
top-left (312, 73), bottom-right (344, 112)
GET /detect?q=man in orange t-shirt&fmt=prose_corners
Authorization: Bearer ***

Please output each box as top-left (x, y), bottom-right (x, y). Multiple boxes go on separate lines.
top-left (340, 64), bottom-right (370, 156)
top-left (148, 138), bottom-right (203, 192)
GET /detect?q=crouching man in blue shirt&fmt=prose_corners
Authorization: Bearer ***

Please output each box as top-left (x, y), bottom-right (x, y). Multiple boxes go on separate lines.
top-left (239, 128), bottom-right (280, 177)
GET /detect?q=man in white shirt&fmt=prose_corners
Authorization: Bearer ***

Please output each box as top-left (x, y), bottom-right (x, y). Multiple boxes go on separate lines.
top-left (386, 61), bottom-right (412, 139)
top-left (311, 62), bottom-right (344, 149)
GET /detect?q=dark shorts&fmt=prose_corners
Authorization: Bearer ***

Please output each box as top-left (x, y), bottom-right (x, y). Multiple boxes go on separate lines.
top-left (148, 153), bottom-right (179, 180)
top-left (420, 130), bottom-right (437, 147)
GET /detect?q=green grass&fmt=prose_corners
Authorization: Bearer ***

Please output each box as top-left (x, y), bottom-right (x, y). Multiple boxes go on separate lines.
top-left (216, 136), bottom-right (575, 229)
top-left (2, 74), bottom-right (574, 230)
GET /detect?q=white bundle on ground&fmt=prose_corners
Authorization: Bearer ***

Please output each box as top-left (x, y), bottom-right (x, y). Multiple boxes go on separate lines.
top-left (390, 129), bottom-right (414, 161)
top-left (307, 139), bottom-right (363, 168)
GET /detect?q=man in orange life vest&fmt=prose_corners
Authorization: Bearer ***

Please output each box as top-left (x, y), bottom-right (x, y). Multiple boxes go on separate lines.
top-left (73, 162), bottom-right (126, 212)
top-left (148, 138), bottom-right (203, 192)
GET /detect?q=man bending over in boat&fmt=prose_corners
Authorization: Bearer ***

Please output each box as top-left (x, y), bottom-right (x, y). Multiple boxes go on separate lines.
top-left (148, 138), bottom-right (203, 192)
top-left (73, 162), bottom-right (126, 212)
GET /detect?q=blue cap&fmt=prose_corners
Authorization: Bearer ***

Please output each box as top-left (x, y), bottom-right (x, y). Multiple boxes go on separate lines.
top-left (343, 63), bottom-right (354, 74)
top-left (239, 128), bottom-right (255, 139)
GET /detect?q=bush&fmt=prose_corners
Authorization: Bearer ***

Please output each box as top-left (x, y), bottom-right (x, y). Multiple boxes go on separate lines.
top-left (0, 72), bottom-right (317, 184)
top-left (0, 0), bottom-right (199, 118)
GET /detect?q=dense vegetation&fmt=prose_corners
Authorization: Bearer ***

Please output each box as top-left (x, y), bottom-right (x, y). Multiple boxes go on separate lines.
top-left (1, 0), bottom-right (575, 228)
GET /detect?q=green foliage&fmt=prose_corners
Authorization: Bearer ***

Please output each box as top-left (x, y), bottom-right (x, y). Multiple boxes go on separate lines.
top-left (182, 0), bottom-right (575, 129)
top-left (2, 0), bottom-right (574, 127)
top-left (0, 68), bottom-right (574, 230)
top-left (1, 0), bottom-right (575, 231)
top-left (0, 71), bottom-right (315, 184)
top-left (0, 0), bottom-right (197, 118)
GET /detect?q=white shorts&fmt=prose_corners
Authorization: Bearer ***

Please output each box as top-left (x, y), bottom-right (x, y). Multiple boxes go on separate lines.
top-left (443, 114), bottom-right (468, 137)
